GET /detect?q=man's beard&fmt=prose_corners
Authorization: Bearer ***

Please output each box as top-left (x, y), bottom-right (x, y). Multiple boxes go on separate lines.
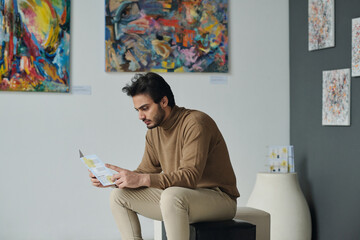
top-left (147, 105), bottom-right (165, 129)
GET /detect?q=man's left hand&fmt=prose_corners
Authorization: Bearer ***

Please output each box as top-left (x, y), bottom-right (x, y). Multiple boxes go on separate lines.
top-left (106, 164), bottom-right (150, 189)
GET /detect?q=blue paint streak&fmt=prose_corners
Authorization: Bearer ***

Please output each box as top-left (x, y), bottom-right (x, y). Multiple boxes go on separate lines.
top-left (105, 27), bottom-right (111, 41)
top-left (13, 0), bottom-right (18, 14)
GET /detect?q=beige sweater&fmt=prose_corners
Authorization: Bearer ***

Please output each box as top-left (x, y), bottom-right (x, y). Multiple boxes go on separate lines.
top-left (135, 106), bottom-right (240, 200)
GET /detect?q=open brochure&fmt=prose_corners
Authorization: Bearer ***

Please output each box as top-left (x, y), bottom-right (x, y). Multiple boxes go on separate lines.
top-left (79, 150), bottom-right (115, 186)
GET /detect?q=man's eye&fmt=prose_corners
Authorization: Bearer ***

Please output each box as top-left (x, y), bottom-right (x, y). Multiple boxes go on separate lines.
top-left (120, 3), bottom-right (139, 20)
top-left (112, 2), bottom-right (140, 24)
top-left (121, 6), bottom-right (131, 18)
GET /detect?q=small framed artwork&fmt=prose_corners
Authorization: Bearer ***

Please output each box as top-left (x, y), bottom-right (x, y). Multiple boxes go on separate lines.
top-left (352, 17), bottom-right (360, 77)
top-left (308, 0), bottom-right (335, 51)
top-left (322, 69), bottom-right (351, 126)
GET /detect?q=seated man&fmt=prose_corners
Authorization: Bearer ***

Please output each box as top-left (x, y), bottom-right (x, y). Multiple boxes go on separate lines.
top-left (89, 72), bottom-right (240, 240)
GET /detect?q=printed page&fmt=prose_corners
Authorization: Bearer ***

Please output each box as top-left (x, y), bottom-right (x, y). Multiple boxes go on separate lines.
top-left (80, 154), bottom-right (115, 186)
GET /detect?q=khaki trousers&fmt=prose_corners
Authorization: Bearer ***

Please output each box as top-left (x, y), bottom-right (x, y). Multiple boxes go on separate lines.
top-left (110, 187), bottom-right (237, 240)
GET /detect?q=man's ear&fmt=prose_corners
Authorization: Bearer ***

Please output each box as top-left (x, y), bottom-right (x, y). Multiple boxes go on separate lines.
top-left (161, 96), bottom-right (169, 108)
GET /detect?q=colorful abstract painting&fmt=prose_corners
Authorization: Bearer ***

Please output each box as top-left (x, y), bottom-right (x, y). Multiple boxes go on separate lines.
top-left (308, 0), bottom-right (334, 51)
top-left (0, 0), bottom-right (70, 92)
top-left (352, 17), bottom-right (360, 77)
top-left (322, 69), bottom-right (351, 126)
top-left (105, 0), bottom-right (228, 72)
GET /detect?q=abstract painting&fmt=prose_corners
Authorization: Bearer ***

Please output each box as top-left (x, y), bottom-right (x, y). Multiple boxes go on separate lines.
top-left (105, 0), bottom-right (228, 72)
top-left (0, 0), bottom-right (70, 92)
top-left (308, 0), bottom-right (335, 51)
top-left (322, 69), bottom-right (351, 126)
top-left (352, 17), bottom-right (360, 77)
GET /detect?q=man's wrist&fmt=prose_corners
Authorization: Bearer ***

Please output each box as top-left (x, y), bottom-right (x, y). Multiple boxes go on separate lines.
top-left (141, 174), bottom-right (151, 187)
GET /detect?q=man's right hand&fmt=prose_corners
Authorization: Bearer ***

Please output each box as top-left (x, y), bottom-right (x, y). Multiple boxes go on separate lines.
top-left (89, 170), bottom-right (111, 188)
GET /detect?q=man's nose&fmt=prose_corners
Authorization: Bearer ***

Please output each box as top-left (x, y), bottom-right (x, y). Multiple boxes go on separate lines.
top-left (138, 111), bottom-right (145, 120)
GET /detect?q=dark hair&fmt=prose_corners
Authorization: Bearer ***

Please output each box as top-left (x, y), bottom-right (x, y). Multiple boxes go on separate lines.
top-left (122, 72), bottom-right (175, 107)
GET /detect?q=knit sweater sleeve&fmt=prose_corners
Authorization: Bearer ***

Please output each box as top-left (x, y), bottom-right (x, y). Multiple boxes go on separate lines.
top-left (149, 120), bottom-right (210, 189)
top-left (134, 132), bottom-right (162, 174)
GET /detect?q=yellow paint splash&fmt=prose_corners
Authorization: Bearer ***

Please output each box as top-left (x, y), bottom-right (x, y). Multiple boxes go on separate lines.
top-left (83, 158), bottom-right (96, 168)
top-left (18, 0), bottom-right (60, 54)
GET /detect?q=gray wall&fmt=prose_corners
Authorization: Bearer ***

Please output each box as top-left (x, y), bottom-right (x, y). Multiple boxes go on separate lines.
top-left (290, 1), bottom-right (360, 239)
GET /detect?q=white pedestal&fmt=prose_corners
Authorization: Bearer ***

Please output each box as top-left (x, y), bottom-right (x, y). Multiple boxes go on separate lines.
top-left (247, 173), bottom-right (311, 240)
top-left (154, 220), bottom-right (163, 240)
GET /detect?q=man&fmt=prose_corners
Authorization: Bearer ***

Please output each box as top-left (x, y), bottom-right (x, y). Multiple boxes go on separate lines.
top-left (89, 72), bottom-right (239, 240)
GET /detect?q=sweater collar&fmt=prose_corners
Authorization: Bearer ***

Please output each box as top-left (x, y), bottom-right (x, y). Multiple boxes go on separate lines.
top-left (160, 105), bottom-right (181, 130)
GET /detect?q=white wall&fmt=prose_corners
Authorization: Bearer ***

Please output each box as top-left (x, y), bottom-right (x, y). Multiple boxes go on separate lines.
top-left (0, 0), bottom-right (289, 239)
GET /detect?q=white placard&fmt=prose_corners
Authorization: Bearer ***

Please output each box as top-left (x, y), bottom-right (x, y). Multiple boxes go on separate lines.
top-left (73, 85), bottom-right (92, 95)
top-left (210, 75), bottom-right (228, 85)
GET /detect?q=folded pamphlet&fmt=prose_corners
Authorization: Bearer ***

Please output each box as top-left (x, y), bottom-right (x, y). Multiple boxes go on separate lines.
top-left (268, 145), bottom-right (295, 173)
top-left (79, 150), bottom-right (115, 186)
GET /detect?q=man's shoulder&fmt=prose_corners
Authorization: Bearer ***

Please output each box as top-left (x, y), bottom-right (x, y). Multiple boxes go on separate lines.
top-left (179, 107), bottom-right (215, 126)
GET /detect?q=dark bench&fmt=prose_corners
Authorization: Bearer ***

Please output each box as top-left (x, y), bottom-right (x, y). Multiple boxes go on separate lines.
top-left (162, 219), bottom-right (256, 240)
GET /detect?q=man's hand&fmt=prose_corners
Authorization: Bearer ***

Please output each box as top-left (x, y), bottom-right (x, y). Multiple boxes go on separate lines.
top-left (89, 170), bottom-right (111, 188)
top-left (106, 164), bottom-right (150, 189)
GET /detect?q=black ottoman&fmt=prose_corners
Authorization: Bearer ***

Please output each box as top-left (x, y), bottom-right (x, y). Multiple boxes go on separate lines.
top-left (162, 219), bottom-right (256, 240)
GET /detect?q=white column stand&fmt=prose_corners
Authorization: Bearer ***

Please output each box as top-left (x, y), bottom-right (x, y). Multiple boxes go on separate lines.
top-left (247, 172), bottom-right (311, 240)
top-left (154, 220), bottom-right (163, 240)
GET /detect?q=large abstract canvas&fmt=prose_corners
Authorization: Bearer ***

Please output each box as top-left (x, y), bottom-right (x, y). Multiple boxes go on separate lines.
top-left (105, 0), bottom-right (228, 72)
top-left (322, 69), bottom-right (351, 126)
top-left (308, 0), bottom-right (335, 51)
top-left (0, 0), bottom-right (70, 92)
top-left (352, 17), bottom-right (360, 77)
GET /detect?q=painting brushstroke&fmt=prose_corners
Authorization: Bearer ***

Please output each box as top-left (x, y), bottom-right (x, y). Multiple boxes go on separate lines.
top-left (105, 0), bottom-right (229, 73)
top-left (352, 17), bottom-right (360, 77)
top-left (0, 0), bottom-right (70, 92)
top-left (308, 0), bottom-right (334, 51)
top-left (322, 68), bottom-right (351, 126)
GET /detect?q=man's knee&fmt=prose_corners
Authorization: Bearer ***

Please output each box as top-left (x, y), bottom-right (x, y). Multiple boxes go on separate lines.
top-left (160, 187), bottom-right (189, 212)
top-left (110, 188), bottom-right (132, 209)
